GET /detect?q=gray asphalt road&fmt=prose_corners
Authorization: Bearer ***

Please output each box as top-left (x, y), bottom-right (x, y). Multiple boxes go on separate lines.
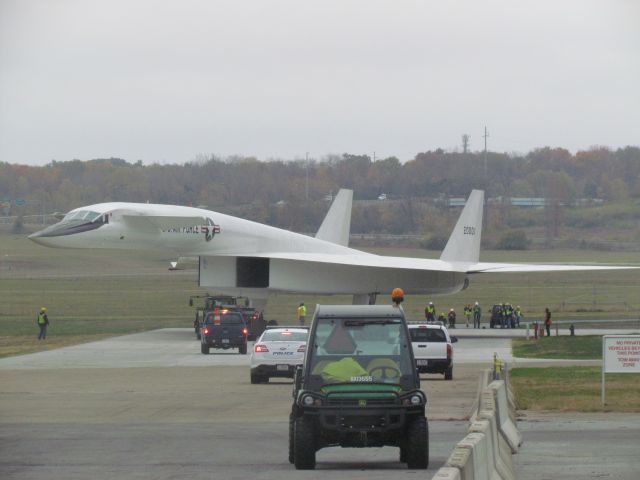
top-left (0, 328), bottom-right (515, 370)
top-left (2, 328), bottom-right (638, 479)
top-left (0, 329), bottom-right (488, 479)
top-left (515, 415), bottom-right (640, 480)
top-left (0, 421), bottom-right (469, 480)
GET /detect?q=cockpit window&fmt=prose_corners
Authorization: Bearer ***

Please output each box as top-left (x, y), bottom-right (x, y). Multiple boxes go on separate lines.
top-left (62, 210), bottom-right (102, 222)
top-left (84, 211), bottom-right (101, 222)
top-left (63, 211), bottom-right (81, 221)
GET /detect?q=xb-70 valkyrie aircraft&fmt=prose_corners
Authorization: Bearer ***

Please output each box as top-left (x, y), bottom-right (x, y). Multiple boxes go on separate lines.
top-left (29, 189), bottom-right (634, 308)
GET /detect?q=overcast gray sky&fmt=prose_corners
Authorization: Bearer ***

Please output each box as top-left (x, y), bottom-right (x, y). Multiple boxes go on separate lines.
top-left (1, 0), bottom-right (638, 165)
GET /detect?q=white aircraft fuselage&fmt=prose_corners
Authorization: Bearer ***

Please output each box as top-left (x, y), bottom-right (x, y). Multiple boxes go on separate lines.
top-left (29, 190), bottom-right (634, 302)
top-left (30, 202), bottom-right (351, 256)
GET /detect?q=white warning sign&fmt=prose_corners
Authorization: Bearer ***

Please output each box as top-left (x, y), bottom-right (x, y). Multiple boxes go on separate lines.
top-left (603, 335), bottom-right (640, 373)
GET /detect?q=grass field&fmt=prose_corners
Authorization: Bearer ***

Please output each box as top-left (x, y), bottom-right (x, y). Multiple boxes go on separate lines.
top-left (2, 229), bottom-right (640, 357)
top-left (512, 336), bottom-right (604, 359)
top-left (511, 366), bottom-right (640, 412)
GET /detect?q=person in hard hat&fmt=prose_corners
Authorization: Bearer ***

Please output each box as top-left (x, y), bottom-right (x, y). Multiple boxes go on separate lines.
top-left (447, 308), bottom-right (456, 329)
top-left (514, 305), bottom-right (523, 327)
top-left (473, 302), bottom-right (482, 329)
top-left (463, 304), bottom-right (472, 328)
top-left (425, 301), bottom-right (436, 323)
top-left (297, 303), bottom-right (307, 326)
top-left (500, 302), bottom-right (507, 329)
top-left (391, 288), bottom-right (404, 306)
top-left (505, 303), bottom-right (514, 328)
top-left (37, 307), bottom-right (50, 340)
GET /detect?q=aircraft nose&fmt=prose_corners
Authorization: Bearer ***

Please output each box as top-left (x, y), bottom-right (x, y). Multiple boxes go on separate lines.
top-left (27, 218), bottom-right (105, 247)
top-left (27, 222), bottom-right (69, 246)
top-left (28, 230), bottom-right (50, 246)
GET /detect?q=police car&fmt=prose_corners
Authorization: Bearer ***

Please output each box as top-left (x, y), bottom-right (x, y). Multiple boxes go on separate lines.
top-left (249, 326), bottom-right (309, 384)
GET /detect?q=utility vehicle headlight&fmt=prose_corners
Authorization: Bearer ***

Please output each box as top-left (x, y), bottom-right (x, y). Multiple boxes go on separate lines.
top-left (302, 394), bottom-right (315, 406)
top-left (402, 391), bottom-right (425, 406)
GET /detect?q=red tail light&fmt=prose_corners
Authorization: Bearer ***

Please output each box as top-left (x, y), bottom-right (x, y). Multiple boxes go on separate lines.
top-left (203, 328), bottom-right (209, 335)
top-left (255, 344), bottom-right (269, 353)
top-left (297, 345), bottom-right (306, 353)
top-left (447, 344), bottom-right (452, 359)
top-left (242, 328), bottom-right (248, 336)
top-left (251, 314), bottom-right (257, 320)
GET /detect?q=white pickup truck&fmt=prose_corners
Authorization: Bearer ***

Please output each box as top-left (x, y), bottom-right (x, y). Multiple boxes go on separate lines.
top-left (408, 323), bottom-right (457, 380)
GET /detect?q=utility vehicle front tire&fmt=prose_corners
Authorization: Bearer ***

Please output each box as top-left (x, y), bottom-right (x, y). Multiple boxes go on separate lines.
top-left (288, 413), bottom-right (295, 464)
top-left (406, 416), bottom-right (429, 469)
top-left (294, 416), bottom-right (316, 470)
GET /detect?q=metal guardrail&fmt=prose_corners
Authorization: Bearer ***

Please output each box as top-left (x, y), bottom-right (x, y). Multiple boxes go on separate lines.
top-left (0, 214), bottom-right (58, 226)
top-left (525, 318), bottom-right (640, 339)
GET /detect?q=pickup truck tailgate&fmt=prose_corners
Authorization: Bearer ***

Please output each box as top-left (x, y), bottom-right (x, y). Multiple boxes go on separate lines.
top-left (410, 327), bottom-right (449, 361)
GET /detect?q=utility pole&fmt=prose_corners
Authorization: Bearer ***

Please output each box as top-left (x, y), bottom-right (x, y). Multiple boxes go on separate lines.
top-left (461, 134), bottom-right (470, 154)
top-left (483, 126), bottom-right (489, 179)
top-left (305, 152), bottom-right (309, 201)
top-left (482, 126), bottom-right (490, 235)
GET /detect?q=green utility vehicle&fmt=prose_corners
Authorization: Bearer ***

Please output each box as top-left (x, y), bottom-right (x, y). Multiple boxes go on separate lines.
top-left (289, 305), bottom-right (428, 470)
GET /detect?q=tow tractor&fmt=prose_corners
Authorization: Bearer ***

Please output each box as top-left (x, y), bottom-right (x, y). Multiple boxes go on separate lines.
top-left (190, 294), bottom-right (265, 340)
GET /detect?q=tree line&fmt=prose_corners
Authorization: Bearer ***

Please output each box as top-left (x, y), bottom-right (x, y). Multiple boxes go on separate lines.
top-left (2, 146), bottom-right (640, 244)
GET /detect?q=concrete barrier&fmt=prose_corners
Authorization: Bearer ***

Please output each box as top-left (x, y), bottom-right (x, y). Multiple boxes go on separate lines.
top-left (432, 369), bottom-right (522, 480)
top-left (501, 366), bottom-right (518, 424)
top-left (445, 446), bottom-right (475, 479)
top-left (469, 368), bottom-right (493, 423)
top-left (457, 432), bottom-right (490, 480)
top-left (478, 394), bottom-right (515, 477)
top-left (488, 380), bottom-right (522, 453)
top-left (469, 417), bottom-right (515, 480)
top-left (431, 467), bottom-right (462, 480)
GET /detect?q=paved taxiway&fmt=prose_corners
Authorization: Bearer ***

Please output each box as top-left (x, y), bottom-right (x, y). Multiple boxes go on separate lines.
top-left (2, 329), bottom-right (638, 479)
top-left (515, 413), bottom-right (640, 480)
top-left (0, 328), bottom-right (516, 370)
top-left (1, 329), bottom-right (491, 479)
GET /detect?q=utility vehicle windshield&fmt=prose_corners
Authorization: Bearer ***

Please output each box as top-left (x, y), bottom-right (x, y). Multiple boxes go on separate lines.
top-left (308, 317), bottom-right (412, 386)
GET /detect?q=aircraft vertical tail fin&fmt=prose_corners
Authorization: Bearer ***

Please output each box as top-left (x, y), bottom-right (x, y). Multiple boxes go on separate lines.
top-left (440, 190), bottom-right (484, 263)
top-left (315, 189), bottom-right (353, 246)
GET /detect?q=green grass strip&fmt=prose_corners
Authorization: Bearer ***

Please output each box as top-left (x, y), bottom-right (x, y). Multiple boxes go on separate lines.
top-left (512, 335), bottom-right (603, 359)
top-left (511, 366), bottom-right (640, 412)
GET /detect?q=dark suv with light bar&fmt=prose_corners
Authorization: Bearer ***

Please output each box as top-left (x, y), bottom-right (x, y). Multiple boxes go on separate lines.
top-left (289, 305), bottom-right (428, 470)
top-left (200, 308), bottom-right (248, 354)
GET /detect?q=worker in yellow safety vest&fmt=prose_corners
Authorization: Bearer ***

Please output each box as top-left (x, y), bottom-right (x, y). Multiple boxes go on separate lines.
top-left (297, 303), bottom-right (307, 326)
top-left (425, 302), bottom-right (436, 322)
top-left (37, 307), bottom-right (50, 340)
